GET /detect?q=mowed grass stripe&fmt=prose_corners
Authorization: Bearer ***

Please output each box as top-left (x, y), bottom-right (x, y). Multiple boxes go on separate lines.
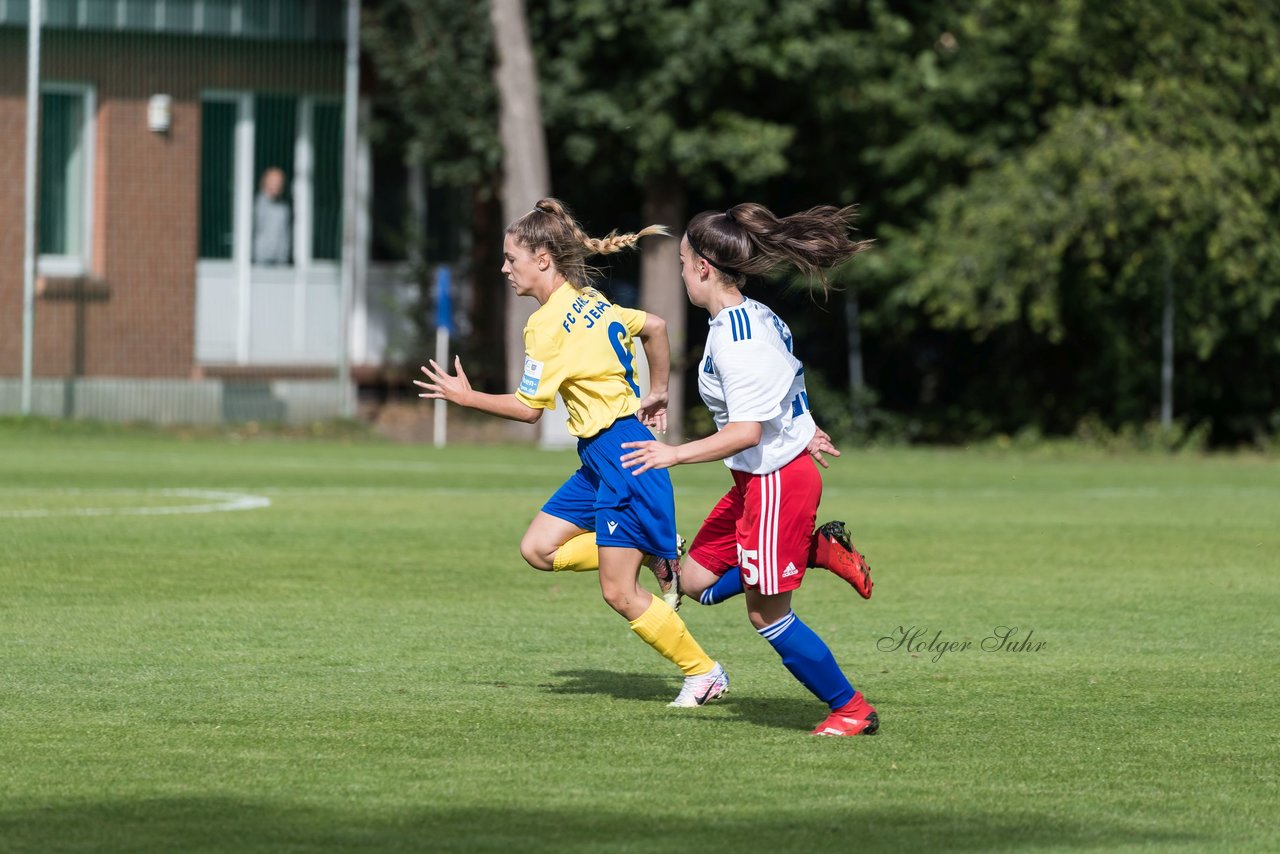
top-left (0, 425), bottom-right (1276, 852)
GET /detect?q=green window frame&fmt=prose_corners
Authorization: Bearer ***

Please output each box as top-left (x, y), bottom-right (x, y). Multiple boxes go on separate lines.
top-left (38, 83), bottom-right (94, 275)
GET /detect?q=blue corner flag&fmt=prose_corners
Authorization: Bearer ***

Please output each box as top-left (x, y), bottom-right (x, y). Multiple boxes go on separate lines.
top-left (435, 266), bottom-right (453, 335)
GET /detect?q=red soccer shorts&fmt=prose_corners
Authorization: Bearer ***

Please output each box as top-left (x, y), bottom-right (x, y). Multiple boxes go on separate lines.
top-left (689, 451), bottom-right (822, 595)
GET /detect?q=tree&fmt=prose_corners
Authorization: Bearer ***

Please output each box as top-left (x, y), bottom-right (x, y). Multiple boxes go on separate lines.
top-left (531, 0), bottom-right (866, 439)
top-left (488, 0), bottom-right (550, 393)
top-left (489, 0), bottom-right (555, 442)
top-left (882, 0), bottom-right (1280, 442)
top-left (362, 0), bottom-right (508, 394)
top-left (367, 0), bottom-right (1280, 445)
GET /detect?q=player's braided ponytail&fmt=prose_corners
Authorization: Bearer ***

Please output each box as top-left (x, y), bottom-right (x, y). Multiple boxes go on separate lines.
top-left (685, 203), bottom-right (872, 293)
top-left (508, 198), bottom-right (668, 288)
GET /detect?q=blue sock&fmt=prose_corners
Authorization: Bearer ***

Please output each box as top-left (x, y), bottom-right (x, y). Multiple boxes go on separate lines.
top-left (758, 610), bottom-right (855, 710)
top-left (699, 567), bottom-right (744, 605)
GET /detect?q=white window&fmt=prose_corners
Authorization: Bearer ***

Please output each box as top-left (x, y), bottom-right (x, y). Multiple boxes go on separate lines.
top-left (195, 91), bottom-right (346, 365)
top-left (197, 92), bottom-right (343, 267)
top-left (38, 83), bottom-right (95, 277)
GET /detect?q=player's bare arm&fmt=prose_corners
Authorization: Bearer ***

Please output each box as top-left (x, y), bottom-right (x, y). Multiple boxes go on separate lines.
top-left (620, 421), bottom-right (762, 475)
top-left (635, 313), bottom-right (670, 434)
top-left (415, 356), bottom-right (542, 424)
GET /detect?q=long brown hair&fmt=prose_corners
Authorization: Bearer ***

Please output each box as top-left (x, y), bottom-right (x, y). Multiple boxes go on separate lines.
top-left (507, 198), bottom-right (668, 288)
top-left (685, 203), bottom-right (872, 292)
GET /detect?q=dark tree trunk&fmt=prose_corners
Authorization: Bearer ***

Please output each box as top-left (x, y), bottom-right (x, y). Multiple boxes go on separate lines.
top-left (846, 286), bottom-right (864, 393)
top-left (489, 0), bottom-right (550, 441)
top-left (640, 171), bottom-right (687, 442)
top-left (467, 184), bottom-right (507, 393)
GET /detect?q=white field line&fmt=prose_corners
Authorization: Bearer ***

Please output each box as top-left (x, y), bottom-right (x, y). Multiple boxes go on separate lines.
top-left (78, 451), bottom-right (573, 476)
top-left (0, 489), bottom-right (271, 518)
top-left (3, 483), bottom-right (1274, 519)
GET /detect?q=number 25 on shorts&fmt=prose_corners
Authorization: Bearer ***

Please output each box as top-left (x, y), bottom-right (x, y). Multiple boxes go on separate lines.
top-left (738, 544), bottom-right (760, 587)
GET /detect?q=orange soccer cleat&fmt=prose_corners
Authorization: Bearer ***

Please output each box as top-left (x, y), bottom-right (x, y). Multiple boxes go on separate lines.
top-left (810, 521), bottom-right (873, 599)
top-left (811, 692), bottom-right (880, 736)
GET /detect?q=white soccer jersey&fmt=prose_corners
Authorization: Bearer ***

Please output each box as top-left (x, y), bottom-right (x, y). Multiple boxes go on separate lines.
top-left (697, 298), bottom-right (817, 475)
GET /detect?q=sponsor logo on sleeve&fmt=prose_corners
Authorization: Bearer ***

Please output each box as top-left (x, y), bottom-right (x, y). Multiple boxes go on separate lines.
top-left (519, 356), bottom-right (544, 395)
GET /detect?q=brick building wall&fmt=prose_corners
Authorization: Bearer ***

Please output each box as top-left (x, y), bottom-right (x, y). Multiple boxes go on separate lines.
top-left (0, 30), bottom-right (343, 380)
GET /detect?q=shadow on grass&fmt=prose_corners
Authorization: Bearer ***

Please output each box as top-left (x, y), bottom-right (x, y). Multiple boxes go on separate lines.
top-left (0, 797), bottom-right (1208, 853)
top-left (543, 670), bottom-right (837, 732)
top-left (719, 694), bottom-right (827, 731)
top-left (542, 669), bottom-right (673, 702)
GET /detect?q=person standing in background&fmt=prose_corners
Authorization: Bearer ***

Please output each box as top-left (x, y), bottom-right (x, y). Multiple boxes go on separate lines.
top-left (253, 166), bottom-right (291, 265)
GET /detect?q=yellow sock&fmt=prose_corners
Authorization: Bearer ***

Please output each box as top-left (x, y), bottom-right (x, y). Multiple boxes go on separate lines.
top-left (628, 596), bottom-right (715, 677)
top-left (552, 533), bottom-right (599, 572)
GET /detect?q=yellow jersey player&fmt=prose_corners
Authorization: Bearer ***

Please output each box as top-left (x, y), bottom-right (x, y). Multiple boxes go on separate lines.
top-left (416, 198), bottom-right (728, 709)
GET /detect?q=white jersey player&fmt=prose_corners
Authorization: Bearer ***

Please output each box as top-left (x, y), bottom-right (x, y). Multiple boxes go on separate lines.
top-left (698, 296), bottom-right (816, 476)
top-left (621, 202), bottom-right (880, 736)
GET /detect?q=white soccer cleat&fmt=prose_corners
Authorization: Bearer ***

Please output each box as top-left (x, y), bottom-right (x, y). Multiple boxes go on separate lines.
top-left (644, 535), bottom-right (687, 611)
top-left (668, 662), bottom-right (729, 708)
top-left (662, 575), bottom-right (683, 612)
top-left (663, 534), bottom-right (687, 610)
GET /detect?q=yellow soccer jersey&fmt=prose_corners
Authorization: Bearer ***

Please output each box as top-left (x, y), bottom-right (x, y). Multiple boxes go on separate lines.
top-left (515, 282), bottom-right (647, 438)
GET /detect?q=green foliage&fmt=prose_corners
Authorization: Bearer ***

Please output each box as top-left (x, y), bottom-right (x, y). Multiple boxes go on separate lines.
top-left (1069, 414), bottom-right (1212, 454)
top-left (362, 0), bottom-right (500, 187)
top-left (531, 0), bottom-right (861, 196)
top-left (855, 0), bottom-right (1280, 443)
top-left (362, 0), bottom-right (1280, 445)
top-left (803, 370), bottom-right (917, 447)
top-left (898, 1), bottom-right (1280, 340)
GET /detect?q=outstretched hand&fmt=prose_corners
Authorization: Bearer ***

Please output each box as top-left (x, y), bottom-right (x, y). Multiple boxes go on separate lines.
top-left (620, 439), bottom-right (679, 475)
top-left (414, 356), bottom-right (473, 405)
top-left (807, 426), bottom-right (841, 469)
top-left (636, 390), bottom-right (669, 434)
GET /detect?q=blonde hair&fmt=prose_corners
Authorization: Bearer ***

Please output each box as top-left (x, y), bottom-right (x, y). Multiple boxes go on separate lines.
top-left (685, 203), bottom-right (873, 293)
top-left (507, 197), bottom-right (668, 287)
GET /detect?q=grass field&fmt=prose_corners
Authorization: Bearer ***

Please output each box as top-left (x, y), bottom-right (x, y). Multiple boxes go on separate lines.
top-left (1, 420), bottom-right (1277, 852)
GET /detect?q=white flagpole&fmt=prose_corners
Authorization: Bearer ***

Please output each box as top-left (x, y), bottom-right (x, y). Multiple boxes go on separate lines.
top-left (21, 0), bottom-right (43, 414)
top-left (432, 266), bottom-right (453, 448)
top-left (337, 0), bottom-right (361, 418)
top-left (433, 327), bottom-right (449, 448)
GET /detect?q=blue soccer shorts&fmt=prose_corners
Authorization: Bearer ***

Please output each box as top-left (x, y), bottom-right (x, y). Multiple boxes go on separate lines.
top-left (541, 415), bottom-right (678, 559)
